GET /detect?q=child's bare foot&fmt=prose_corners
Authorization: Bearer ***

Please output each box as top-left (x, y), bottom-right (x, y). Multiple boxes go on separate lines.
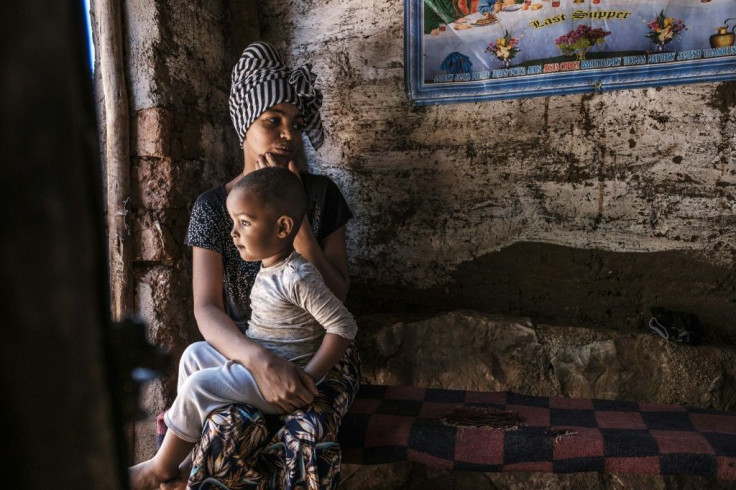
top-left (129, 459), bottom-right (178, 490)
top-left (160, 477), bottom-right (187, 490)
top-left (129, 460), bottom-right (159, 490)
top-left (159, 458), bottom-right (191, 490)
top-left (159, 451), bottom-right (192, 490)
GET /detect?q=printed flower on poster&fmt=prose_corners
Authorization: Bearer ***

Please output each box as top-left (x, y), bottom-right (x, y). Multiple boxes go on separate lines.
top-left (486, 31), bottom-right (520, 66)
top-left (555, 24), bottom-right (611, 61)
top-left (646, 10), bottom-right (687, 49)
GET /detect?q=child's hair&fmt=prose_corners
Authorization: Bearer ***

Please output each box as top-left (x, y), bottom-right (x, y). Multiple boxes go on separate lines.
top-left (234, 167), bottom-right (307, 227)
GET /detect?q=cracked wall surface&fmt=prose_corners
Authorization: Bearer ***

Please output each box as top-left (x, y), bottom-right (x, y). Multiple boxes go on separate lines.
top-left (112, 0), bottom-right (245, 413)
top-left (120, 0), bottom-right (240, 360)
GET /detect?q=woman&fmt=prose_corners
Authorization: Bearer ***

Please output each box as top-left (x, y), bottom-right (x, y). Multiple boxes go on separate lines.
top-left (170, 41), bottom-right (360, 489)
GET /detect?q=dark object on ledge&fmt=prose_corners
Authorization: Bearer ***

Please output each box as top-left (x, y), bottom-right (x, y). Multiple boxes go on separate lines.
top-left (109, 315), bottom-right (172, 424)
top-left (648, 306), bottom-right (702, 345)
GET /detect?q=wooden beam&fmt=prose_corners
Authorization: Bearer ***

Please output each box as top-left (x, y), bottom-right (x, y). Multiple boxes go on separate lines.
top-left (228, 0), bottom-right (261, 58)
top-left (95, 0), bottom-right (133, 320)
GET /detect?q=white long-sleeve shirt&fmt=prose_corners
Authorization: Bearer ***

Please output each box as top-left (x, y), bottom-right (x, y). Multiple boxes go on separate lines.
top-left (246, 250), bottom-right (357, 367)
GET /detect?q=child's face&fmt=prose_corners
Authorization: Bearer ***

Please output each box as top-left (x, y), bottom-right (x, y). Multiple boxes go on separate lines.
top-left (226, 188), bottom-right (290, 266)
top-left (243, 102), bottom-right (305, 168)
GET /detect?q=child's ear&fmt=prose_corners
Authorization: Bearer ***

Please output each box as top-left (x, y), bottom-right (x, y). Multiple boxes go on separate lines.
top-left (276, 215), bottom-right (294, 238)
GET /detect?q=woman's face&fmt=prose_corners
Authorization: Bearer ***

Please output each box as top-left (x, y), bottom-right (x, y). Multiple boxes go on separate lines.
top-left (243, 102), bottom-right (305, 169)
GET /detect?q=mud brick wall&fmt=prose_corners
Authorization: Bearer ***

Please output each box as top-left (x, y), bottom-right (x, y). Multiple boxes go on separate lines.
top-left (117, 0), bottom-right (240, 413)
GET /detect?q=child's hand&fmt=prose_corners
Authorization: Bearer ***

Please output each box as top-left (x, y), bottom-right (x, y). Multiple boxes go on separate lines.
top-left (298, 368), bottom-right (319, 396)
top-left (303, 334), bottom-right (353, 387)
top-left (160, 476), bottom-right (187, 490)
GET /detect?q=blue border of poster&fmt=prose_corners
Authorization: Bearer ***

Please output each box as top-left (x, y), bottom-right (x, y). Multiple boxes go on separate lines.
top-left (406, 0), bottom-right (736, 105)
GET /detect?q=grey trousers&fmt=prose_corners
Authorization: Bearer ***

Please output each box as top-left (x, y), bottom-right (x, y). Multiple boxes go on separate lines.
top-left (164, 341), bottom-right (279, 442)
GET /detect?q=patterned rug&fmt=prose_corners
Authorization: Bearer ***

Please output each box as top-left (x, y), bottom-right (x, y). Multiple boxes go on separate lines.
top-left (338, 385), bottom-right (736, 480)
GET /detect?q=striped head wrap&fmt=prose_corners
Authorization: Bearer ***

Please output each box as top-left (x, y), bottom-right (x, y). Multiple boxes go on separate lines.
top-left (229, 41), bottom-right (324, 150)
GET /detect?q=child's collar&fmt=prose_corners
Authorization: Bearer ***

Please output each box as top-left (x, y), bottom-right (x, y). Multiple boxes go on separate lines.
top-left (261, 249), bottom-right (297, 269)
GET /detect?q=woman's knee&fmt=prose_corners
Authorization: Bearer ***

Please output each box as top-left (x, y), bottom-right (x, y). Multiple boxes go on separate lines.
top-left (282, 409), bottom-right (339, 441)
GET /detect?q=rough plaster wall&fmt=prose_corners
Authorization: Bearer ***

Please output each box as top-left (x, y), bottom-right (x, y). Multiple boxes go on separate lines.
top-left (258, 0), bottom-right (735, 336)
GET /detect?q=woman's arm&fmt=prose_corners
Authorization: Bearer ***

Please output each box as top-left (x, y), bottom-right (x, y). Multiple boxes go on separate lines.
top-left (293, 224), bottom-right (350, 301)
top-left (256, 155), bottom-right (350, 301)
top-left (192, 246), bottom-right (317, 412)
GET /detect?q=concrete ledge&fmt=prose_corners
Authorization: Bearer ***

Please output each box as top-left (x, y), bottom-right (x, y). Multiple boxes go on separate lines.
top-left (356, 310), bottom-right (736, 410)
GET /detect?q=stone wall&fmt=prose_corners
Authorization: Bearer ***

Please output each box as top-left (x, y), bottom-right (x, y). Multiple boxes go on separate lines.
top-left (358, 310), bottom-right (736, 409)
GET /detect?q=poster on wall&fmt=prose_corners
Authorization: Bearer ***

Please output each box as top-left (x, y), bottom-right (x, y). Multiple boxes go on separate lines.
top-left (405, 0), bottom-right (736, 104)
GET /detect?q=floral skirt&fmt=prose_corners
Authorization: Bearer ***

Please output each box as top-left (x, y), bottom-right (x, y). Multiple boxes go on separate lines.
top-left (187, 344), bottom-right (361, 490)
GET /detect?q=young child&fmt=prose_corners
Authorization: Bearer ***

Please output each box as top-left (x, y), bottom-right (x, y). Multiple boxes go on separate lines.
top-left (129, 166), bottom-right (358, 489)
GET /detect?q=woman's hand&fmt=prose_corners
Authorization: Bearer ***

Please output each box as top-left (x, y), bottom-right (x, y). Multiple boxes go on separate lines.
top-left (251, 352), bottom-right (319, 413)
top-left (254, 152), bottom-right (301, 180)
top-left (193, 247), bottom-right (317, 414)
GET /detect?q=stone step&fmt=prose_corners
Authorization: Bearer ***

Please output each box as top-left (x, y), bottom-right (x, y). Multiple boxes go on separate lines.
top-left (355, 310), bottom-right (736, 411)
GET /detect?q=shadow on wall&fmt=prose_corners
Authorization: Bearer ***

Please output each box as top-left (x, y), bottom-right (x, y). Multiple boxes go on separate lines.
top-left (348, 242), bottom-right (736, 344)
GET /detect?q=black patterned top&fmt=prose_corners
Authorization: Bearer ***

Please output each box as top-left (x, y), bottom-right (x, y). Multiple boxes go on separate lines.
top-left (185, 173), bottom-right (353, 327)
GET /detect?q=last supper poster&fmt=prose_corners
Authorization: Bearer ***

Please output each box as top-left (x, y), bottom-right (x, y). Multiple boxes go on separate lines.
top-left (405, 0), bottom-right (736, 104)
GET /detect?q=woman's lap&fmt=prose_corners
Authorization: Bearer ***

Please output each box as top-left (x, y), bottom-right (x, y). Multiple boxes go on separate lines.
top-left (187, 344), bottom-right (361, 490)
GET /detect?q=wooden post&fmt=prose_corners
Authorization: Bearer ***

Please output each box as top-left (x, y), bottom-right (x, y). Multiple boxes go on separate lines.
top-left (229, 0), bottom-right (261, 58)
top-left (95, 0), bottom-right (133, 321)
